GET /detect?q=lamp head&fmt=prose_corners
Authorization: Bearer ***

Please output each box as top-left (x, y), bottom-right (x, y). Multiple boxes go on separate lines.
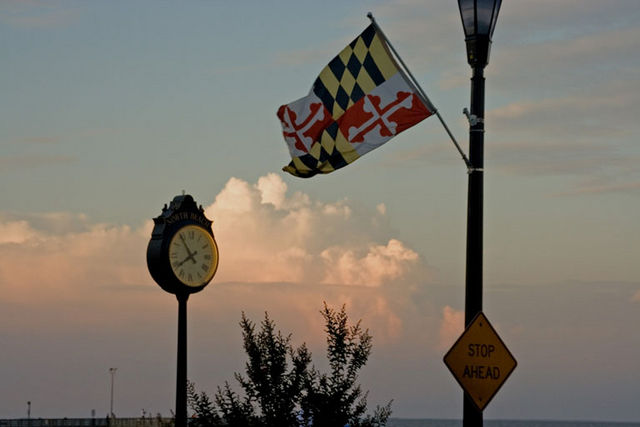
top-left (458, 0), bottom-right (502, 67)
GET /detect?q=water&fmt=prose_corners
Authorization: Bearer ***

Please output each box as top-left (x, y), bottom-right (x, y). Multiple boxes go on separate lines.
top-left (387, 420), bottom-right (640, 427)
top-left (3, 419), bottom-right (638, 427)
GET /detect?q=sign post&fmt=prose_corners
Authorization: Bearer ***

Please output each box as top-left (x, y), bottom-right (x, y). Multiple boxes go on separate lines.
top-left (444, 312), bottom-right (516, 411)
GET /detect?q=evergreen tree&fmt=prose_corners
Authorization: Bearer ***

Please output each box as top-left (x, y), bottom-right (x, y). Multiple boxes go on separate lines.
top-left (300, 304), bottom-right (392, 427)
top-left (188, 305), bottom-right (391, 427)
top-left (187, 381), bottom-right (223, 427)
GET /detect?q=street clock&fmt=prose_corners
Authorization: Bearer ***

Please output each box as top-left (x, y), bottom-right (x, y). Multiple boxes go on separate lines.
top-left (147, 194), bottom-right (219, 295)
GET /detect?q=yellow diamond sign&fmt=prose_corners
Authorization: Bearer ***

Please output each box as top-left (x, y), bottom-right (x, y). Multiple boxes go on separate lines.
top-left (443, 312), bottom-right (517, 411)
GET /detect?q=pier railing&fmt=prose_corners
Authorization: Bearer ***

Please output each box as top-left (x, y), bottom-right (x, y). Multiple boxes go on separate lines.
top-left (0, 418), bottom-right (174, 427)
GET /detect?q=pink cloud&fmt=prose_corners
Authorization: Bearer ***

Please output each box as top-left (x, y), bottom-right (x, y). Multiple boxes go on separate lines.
top-left (0, 222), bottom-right (151, 305)
top-left (203, 174), bottom-right (421, 287)
top-left (0, 220), bottom-right (38, 244)
top-left (437, 305), bottom-right (464, 351)
top-left (0, 174), bottom-right (427, 341)
top-left (320, 239), bottom-right (419, 287)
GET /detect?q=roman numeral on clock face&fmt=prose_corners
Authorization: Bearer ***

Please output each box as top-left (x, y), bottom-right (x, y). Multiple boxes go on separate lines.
top-left (168, 224), bottom-right (218, 288)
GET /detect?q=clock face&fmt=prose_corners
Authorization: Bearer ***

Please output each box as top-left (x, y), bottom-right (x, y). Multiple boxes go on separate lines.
top-left (168, 224), bottom-right (218, 287)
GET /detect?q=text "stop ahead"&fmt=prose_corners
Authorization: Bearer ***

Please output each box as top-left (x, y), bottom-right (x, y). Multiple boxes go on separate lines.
top-left (463, 343), bottom-right (500, 380)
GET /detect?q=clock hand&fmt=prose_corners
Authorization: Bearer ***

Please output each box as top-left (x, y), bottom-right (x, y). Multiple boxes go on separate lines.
top-left (185, 251), bottom-right (198, 264)
top-left (176, 251), bottom-right (199, 267)
top-left (179, 234), bottom-right (195, 257)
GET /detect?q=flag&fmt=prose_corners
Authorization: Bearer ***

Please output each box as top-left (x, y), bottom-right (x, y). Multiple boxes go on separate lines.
top-left (277, 24), bottom-right (434, 178)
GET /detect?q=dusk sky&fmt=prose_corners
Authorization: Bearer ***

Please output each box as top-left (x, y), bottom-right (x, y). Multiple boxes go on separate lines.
top-left (1, 0), bottom-right (639, 423)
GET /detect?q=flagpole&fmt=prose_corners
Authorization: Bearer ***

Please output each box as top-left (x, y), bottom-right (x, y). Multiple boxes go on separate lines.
top-left (367, 13), bottom-right (471, 170)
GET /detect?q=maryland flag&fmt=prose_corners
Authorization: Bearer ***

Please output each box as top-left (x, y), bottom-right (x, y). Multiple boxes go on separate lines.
top-left (277, 24), bottom-right (434, 178)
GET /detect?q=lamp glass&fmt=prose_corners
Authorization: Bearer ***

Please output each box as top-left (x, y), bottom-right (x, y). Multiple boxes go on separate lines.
top-left (459, 0), bottom-right (475, 37)
top-left (477, 1), bottom-right (493, 35)
top-left (458, 0), bottom-right (502, 38)
top-left (489, 0), bottom-right (502, 38)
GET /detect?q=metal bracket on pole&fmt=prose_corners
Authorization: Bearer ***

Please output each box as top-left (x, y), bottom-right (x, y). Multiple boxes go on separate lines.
top-left (463, 108), bottom-right (484, 126)
top-left (463, 108), bottom-right (485, 174)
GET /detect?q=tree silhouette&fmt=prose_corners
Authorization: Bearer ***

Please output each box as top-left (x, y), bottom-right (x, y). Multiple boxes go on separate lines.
top-left (300, 303), bottom-right (392, 427)
top-left (188, 304), bottom-right (391, 427)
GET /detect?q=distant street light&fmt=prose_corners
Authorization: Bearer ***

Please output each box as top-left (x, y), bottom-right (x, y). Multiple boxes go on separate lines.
top-left (27, 401), bottom-right (31, 427)
top-left (457, 0), bottom-right (502, 426)
top-left (109, 368), bottom-right (117, 418)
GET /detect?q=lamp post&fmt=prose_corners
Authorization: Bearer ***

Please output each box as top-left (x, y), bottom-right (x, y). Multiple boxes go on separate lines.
top-left (457, 1), bottom-right (501, 426)
top-left (109, 368), bottom-right (117, 418)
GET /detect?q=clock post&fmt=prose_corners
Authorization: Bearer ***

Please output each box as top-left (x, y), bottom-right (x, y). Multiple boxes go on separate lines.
top-left (146, 194), bottom-right (219, 427)
top-left (176, 292), bottom-right (188, 427)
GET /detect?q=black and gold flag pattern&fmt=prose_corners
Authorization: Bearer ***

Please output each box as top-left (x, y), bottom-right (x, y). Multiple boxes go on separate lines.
top-left (277, 24), bottom-right (432, 178)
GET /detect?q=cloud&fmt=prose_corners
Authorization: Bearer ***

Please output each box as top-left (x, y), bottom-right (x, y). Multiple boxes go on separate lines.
top-left (0, 173), bottom-right (447, 415)
top-left (437, 305), bottom-right (464, 351)
top-left (320, 239), bottom-right (419, 287)
top-left (490, 6), bottom-right (640, 90)
top-left (483, 77), bottom-right (640, 188)
top-left (488, 82), bottom-right (639, 140)
top-left (0, 173), bottom-right (432, 414)
top-left (0, 220), bottom-right (38, 244)
top-left (357, 0), bottom-right (640, 93)
top-left (632, 290), bottom-right (640, 303)
top-left (487, 141), bottom-right (613, 176)
top-left (553, 181), bottom-right (640, 197)
top-left (272, 46), bottom-right (339, 68)
top-left (0, 219), bottom-right (151, 306)
top-left (0, 174), bottom-right (427, 335)
top-left (13, 136), bottom-right (64, 145)
top-left (0, 1), bottom-right (82, 29)
top-left (203, 174), bottom-right (420, 287)
top-left (497, 0), bottom-right (638, 32)
top-left (0, 154), bottom-right (77, 171)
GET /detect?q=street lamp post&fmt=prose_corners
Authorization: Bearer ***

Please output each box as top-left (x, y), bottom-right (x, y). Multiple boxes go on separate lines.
top-left (109, 368), bottom-right (117, 418)
top-left (457, 1), bottom-right (501, 426)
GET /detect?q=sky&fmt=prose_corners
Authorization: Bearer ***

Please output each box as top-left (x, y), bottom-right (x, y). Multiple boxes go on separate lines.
top-left (1, 0), bottom-right (639, 422)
